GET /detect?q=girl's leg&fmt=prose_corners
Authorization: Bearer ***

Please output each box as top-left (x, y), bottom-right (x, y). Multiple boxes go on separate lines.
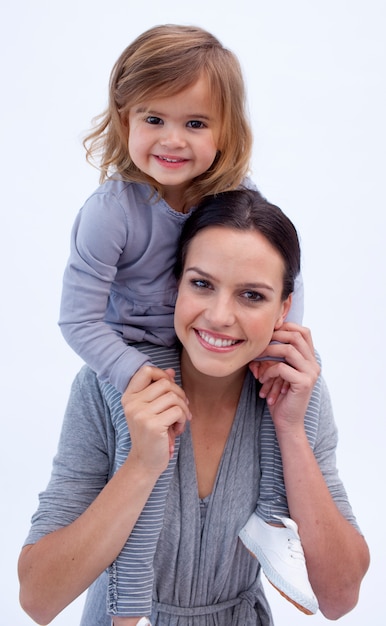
top-left (239, 352), bottom-right (322, 615)
top-left (105, 343), bottom-right (181, 622)
top-left (257, 353), bottom-right (321, 521)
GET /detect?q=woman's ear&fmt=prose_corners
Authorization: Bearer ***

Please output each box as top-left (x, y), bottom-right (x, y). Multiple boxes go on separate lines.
top-left (274, 294), bottom-right (292, 329)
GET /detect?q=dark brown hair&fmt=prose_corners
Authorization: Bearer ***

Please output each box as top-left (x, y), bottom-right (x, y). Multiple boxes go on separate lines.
top-left (175, 188), bottom-right (301, 299)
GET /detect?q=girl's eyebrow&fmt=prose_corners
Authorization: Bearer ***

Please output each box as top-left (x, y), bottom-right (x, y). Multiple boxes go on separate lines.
top-left (133, 106), bottom-right (212, 121)
top-left (133, 106), bottom-right (153, 115)
top-left (184, 267), bottom-right (275, 292)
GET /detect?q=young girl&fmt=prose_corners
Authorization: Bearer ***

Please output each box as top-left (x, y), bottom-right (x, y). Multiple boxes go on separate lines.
top-left (58, 25), bottom-right (318, 624)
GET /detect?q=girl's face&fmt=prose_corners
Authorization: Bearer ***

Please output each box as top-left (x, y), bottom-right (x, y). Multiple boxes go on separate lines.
top-left (174, 226), bottom-right (292, 379)
top-left (128, 76), bottom-right (220, 211)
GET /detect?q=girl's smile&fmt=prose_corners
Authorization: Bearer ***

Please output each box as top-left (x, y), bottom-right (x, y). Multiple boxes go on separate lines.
top-left (174, 226), bottom-right (292, 379)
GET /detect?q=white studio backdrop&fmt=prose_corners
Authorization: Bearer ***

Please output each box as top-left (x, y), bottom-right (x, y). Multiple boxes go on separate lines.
top-left (1, 1), bottom-right (385, 624)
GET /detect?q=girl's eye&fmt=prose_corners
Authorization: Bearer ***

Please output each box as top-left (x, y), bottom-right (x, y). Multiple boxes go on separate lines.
top-left (241, 290), bottom-right (264, 303)
top-left (145, 116), bottom-right (163, 125)
top-left (187, 120), bottom-right (206, 129)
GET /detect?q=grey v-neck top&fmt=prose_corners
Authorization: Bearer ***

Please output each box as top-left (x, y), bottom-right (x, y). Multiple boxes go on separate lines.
top-left (25, 364), bottom-right (359, 625)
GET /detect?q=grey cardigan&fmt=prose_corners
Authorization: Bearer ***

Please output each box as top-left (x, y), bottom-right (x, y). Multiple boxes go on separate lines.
top-left (25, 363), bottom-right (358, 625)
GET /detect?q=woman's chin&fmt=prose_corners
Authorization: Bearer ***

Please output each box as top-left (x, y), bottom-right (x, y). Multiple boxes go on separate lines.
top-left (188, 355), bottom-right (248, 381)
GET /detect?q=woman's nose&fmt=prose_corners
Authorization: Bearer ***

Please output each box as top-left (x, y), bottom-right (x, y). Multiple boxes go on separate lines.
top-left (204, 295), bottom-right (236, 328)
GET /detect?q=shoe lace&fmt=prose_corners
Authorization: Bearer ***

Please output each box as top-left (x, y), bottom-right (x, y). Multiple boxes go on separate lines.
top-left (288, 537), bottom-right (306, 561)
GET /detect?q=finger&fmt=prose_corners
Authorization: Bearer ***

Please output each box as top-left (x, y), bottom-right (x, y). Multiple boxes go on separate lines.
top-left (124, 365), bottom-right (172, 396)
top-left (127, 374), bottom-right (188, 407)
top-left (259, 374), bottom-right (287, 403)
top-left (265, 376), bottom-right (286, 406)
top-left (259, 359), bottom-right (319, 399)
top-left (148, 379), bottom-right (190, 412)
top-left (149, 390), bottom-right (192, 423)
top-left (259, 360), bottom-right (301, 387)
top-left (258, 376), bottom-right (276, 399)
top-left (168, 423), bottom-right (182, 460)
top-left (280, 380), bottom-right (290, 395)
top-left (260, 334), bottom-right (315, 373)
top-left (164, 368), bottom-right (176, 381)
top-left (248, 361), bottom-right (260, 379)
top-left (281, 322), bottom-right (315, 349)
top-left (272, 325), bottom-right (316, 359)
top-left (171, 421), bottom-right (186, 438)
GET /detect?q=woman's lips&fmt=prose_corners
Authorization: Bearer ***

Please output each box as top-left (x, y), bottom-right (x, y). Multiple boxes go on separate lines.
top-left (195, 329), bottom-right (242, 350)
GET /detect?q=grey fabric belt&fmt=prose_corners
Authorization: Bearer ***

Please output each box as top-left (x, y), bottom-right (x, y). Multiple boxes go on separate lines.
top-left (154, 596), bottom-right (242, 617)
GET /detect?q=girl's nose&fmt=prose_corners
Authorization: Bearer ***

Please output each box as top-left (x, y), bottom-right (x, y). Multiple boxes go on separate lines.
top-left (159, 126), bottom-right (186, 148)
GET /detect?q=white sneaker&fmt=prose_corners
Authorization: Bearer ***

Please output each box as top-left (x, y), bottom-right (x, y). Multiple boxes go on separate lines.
top-left (239, 513), bottom-right (318, 615)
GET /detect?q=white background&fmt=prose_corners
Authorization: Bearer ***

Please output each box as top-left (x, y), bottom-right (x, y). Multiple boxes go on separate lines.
top-left (1, 1), bottom-right (385, 624)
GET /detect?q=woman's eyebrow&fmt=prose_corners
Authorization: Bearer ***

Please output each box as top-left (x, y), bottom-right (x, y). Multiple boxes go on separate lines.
top-left (184, 267), bottom-right (275, 292)
top-left (185, 266), bottom-right (212, 277)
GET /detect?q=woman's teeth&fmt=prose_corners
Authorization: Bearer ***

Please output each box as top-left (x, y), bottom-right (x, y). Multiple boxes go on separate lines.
top-left (198, 330), bottom-right (238, 348)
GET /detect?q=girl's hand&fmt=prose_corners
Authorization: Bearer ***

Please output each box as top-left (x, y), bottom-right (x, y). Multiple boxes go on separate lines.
top-left (121, 365), bottom-right (191, 475)
top-left (254, 323), bottom-right (320, 436)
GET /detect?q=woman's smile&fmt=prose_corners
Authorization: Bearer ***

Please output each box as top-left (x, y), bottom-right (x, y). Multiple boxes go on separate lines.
top-left (195, 328), bottom-right (242, 350)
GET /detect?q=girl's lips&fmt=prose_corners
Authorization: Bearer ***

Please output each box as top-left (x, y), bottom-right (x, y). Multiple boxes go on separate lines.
top-left (195, 329), bottom-right (242, 350)
top-left (158, 155), bottom-right (187, 163)
top-left (155, 155), bottom-right (188, 167)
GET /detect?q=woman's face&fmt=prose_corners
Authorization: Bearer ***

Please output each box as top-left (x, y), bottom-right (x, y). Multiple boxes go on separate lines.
top-left (174, 226), bottom-right (292, 379)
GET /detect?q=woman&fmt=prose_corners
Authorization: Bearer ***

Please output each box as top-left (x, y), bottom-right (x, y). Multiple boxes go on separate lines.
top-left (18, 189), bottom-right (369, 626)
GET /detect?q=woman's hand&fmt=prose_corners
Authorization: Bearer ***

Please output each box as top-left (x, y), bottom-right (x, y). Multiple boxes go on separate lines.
top-left (249, 359), bottom-right (290, 406)
top-left (252, 323), bottom-right (320, 436)
top-left (122, 366), bottom-right (191, 475)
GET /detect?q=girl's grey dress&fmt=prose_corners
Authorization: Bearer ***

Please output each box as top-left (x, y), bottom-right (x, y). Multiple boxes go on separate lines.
top-left (24, 349), bottom-right (359, 625)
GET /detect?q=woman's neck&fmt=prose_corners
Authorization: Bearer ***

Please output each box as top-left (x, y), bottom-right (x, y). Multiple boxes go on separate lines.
top-left (180, 350), bottom-right (248, 499)
top-left (180, 350), bottom-right (247, 420)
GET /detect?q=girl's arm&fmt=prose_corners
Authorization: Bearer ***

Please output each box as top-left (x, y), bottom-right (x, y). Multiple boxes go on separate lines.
top-left (258, 324), bottom-right (370, 619)
top-left (59, 191), bottom-right (151, 393)
top-left (18, 367), bottom-right (189, 625)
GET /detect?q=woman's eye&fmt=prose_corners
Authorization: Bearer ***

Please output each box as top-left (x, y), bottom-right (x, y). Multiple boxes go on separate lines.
top-left (241, 290), bottom-right (264, 302)
top-left (187, 120), bottom-right (206, 129)
top-left (191, 278), bottom-right (211, 289)
top-left (145, 116), bottom-right (163, 125)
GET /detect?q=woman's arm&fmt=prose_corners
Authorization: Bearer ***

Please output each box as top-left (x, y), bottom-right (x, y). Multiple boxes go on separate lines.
top-left (279, 398), bottom-right (369, 619)
top-left (19, 455), bottom-right (160, 625)
top-left (258, 323), bottom-right (370, 619)
top-left (18, 366), bottom-right (190, 625)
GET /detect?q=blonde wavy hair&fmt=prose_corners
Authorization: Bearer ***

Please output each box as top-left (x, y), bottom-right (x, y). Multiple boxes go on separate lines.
top-left (84, 24), bottom-right (253, 211)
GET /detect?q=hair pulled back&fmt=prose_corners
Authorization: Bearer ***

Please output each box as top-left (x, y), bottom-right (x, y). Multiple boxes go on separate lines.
top-left (175, 188), bottom-right (301, 299)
